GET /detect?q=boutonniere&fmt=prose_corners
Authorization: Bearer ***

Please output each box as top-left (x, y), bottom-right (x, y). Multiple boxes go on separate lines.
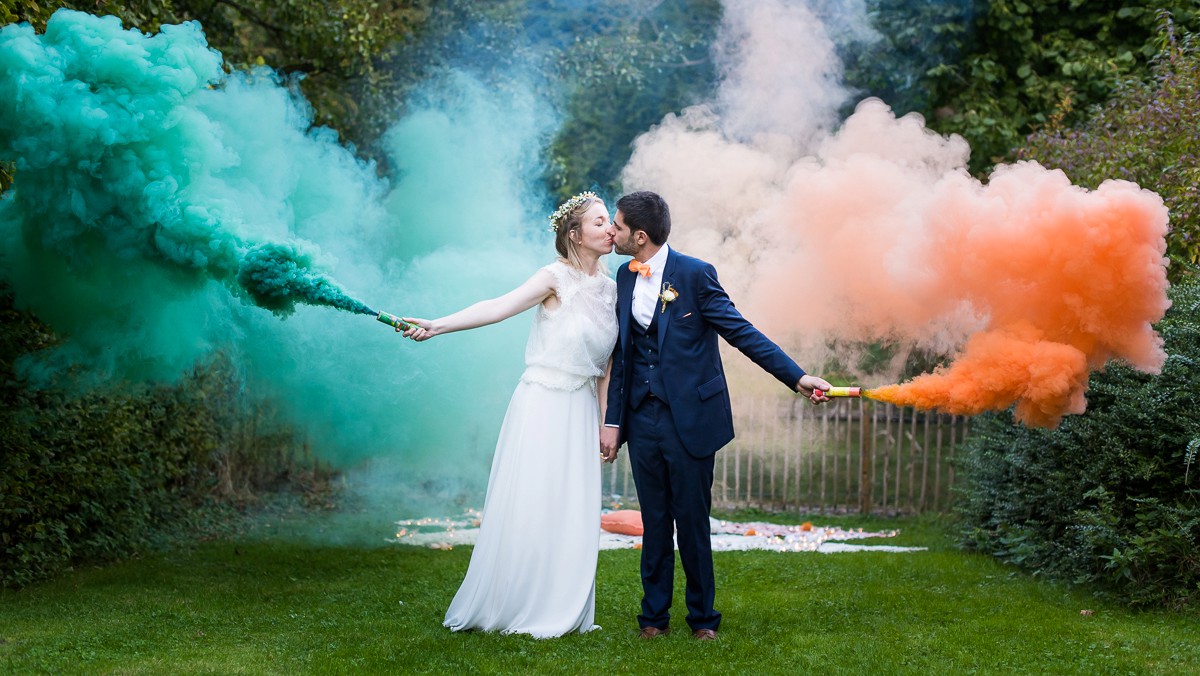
top-left (659, 281), bottom-right (679, 314)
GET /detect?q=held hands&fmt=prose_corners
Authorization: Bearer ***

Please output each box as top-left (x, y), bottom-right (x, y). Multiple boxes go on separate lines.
top-left (796, 374), bottom-right (833, 405)
top-left (599, 426), bottom-right (620, 463)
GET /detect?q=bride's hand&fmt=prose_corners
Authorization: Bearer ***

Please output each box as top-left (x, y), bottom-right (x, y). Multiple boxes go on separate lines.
top-left (600, 426), bottom-right (620, 463)
top-left (400, 317), bottom-right (434, 341)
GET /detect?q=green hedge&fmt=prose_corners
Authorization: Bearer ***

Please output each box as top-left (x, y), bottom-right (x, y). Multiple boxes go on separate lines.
top-left (0, 289), bottom-right (327, 588)
top-left (957, 276), bottom-right (1200, 609)
top-left (2, 387), bottom-right (213, 586)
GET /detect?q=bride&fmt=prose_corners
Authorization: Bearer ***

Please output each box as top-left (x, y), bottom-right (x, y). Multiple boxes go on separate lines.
top-left (400, 192), bottom-right (619, 637)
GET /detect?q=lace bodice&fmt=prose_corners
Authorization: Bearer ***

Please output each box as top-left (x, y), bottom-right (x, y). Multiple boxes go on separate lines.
top-left (522, 261), bottom-right (618, 392)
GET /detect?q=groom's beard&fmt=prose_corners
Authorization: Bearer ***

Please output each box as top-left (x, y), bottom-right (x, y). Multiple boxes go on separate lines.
top-left (613, 238), bottom-right (638, 257)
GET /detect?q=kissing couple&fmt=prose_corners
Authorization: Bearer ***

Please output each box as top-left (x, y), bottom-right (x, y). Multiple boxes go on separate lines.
top-left (400, 190), bottom-right (831, 639)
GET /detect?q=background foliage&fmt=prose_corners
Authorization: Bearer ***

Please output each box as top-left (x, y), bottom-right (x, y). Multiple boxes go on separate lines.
top-left (1018, 16), bottom-right (1200, 279)
top-left (916, 1), bottom-right (1200, 173)
top-left (0, 0), bottom-right (432, 170)
top-left (4, 1), bottom-right (1200, 189)
top-left (542, 0), bottom-right (720, 201)
top-left (0, 286), bottom-right (334, 587)
top-left (371, 0), bottom-right (723, 201)
top-left (965, 26), bottom-right (1200, 609)
top-left (956, 277), bottom-right (1200, 609)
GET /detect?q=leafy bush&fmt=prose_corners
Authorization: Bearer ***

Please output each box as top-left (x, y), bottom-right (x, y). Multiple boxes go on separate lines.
top-left (0, 288), bottom-right (331, 588)
top-left (920, 2), bottom-right (1200, 174)
top-left (1018, 16), bottom-right (1200, 278)
top-left (957, 278), bottom-right (1200, 609)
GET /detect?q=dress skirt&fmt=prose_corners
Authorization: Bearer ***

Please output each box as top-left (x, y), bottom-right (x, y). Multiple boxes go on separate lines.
top-left (443, 379), bottom-right (602, 638)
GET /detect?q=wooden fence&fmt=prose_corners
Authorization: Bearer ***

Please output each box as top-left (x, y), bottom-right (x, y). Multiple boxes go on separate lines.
top-left (603, 396), bottom-right (971, 515)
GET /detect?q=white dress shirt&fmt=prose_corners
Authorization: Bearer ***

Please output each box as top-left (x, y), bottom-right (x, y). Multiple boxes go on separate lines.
top-left (631, 244), bottom-right (671, 329)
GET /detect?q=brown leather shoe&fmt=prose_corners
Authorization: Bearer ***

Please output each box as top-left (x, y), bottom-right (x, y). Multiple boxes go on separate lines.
top-left (638, 626), bottom-right (670, 639)
top-left (692, 628), bottom-right (718, 641)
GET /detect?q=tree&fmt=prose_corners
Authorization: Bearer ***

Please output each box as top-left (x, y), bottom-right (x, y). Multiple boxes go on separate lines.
top-left (0, 0), bottom-right (432, 174)
top-left (1018, 15), bottom-right (1200, 280)
top-left (847, 1), bottom-right (1200, 175)
top-left (376, 0), bottom-right (722, 201)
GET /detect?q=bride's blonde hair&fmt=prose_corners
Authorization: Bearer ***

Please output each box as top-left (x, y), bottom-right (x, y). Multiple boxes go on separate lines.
top-left (551, 192), bottom-right (606, 272)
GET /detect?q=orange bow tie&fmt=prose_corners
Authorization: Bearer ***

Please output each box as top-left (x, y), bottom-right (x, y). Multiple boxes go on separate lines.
top-left (628, 260), bottom-right (652, 278)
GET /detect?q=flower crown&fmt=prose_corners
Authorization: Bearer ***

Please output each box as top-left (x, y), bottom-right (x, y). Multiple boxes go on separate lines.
top-left (548, 191), bottom-right (598, 232)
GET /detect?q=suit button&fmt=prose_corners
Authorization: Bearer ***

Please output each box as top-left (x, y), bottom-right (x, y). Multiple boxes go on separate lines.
top-left (649, 365), bottom-right (655, 369)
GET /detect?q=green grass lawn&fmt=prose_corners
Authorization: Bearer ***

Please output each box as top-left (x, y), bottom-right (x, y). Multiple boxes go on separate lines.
top-left (1, 513), bottom-right (1196, 674)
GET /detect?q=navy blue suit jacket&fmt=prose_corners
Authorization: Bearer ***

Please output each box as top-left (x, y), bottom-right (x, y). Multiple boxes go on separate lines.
top-left (604, 249), bottom-right (805, 458)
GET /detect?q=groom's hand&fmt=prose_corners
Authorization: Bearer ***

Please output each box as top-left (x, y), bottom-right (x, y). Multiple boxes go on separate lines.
top-left (797, 374), bottom-right (832, 404)
top-left (600, 426), bottom-right (620, 463)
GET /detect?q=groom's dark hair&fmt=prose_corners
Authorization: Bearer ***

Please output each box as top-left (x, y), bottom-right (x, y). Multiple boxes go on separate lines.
top-left (617, 191), bottom-right (671, 245)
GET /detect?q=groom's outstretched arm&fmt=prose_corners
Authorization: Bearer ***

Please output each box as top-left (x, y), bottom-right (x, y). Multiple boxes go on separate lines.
top-left (695, 262), bottom-right (807, 389)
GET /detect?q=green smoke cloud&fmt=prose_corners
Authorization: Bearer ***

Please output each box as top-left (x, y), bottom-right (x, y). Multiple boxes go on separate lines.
top-left (0, 9), bottom-right (559, 515)
top-left (0, 10), bottom-right (373, 323)
top-left (238, 242), bottom-right (374, 316)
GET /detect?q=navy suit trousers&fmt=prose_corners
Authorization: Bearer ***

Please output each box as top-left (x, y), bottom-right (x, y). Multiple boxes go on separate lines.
top-left (626, 395), bottom-right (721, 632)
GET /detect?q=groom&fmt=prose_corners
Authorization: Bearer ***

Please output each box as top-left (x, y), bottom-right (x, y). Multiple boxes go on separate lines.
top-left (600, 191), bottom-right (831, 641)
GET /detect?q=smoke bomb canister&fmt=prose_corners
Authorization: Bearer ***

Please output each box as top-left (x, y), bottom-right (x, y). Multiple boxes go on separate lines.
top-left (377, 311), bottom-right (414, 331)
top-left (825, 386), bottom-right (862, 398)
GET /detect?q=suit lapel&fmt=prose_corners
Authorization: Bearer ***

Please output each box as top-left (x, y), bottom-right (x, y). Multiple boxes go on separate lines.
top-left (657, 249), bottom-right (678, 353)
top-left (617, 265), bottom-right (634, 351)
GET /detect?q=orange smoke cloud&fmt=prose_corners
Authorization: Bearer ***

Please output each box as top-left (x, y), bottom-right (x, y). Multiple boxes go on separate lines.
top-left (746, 103), bottom-right (1170, 427)
top-left (627, 100), bottom-right (1170, 428)
top-left (620, 2), bottom-right (1171, 428)
top-left (868, 325), bottom-right (1091, 428)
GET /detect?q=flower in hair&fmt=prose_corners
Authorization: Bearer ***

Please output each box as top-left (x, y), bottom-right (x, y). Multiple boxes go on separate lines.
top-left (548, 191), bottom-right (598, 232)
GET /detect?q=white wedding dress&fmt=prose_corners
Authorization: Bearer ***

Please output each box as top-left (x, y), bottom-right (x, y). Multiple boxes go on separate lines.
top-left (444, 260), bottom-right (618, 638)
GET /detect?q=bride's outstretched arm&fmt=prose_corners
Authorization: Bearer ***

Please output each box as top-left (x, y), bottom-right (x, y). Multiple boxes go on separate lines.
top-left (400, 269), bottom-right (556, 341)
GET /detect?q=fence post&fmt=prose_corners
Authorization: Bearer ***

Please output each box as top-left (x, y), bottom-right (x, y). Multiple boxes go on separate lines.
top-left (895, 406), bottom-right (905, 512)
top-left (881, 403), bottom-right (891, 512)
top-left (859, 397), bottom-right (873, 515)
top-left (805, 402), bottom-right (814, 509)
top-left (733, 431), bottom-right (741, 506)
top-left (820, 404), bottom-right (829, 513)
top-left (783, 397), bottom-right (794, 508)
top-left (843, 400), bottom-right (852, 510)
top-left (907, 410), bottom-right (918, 512)
top-left (920, 409), bottom-right (931, 512)
top-left (948, 414), bottom-right (960, 509)
top-left (623, 448), bottom-right (631, 503)
top-left (934, 413), bottom-right (945, 512)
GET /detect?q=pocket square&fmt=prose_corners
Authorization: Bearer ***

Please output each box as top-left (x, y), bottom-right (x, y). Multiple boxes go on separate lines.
top-left (682, 312), bottom-right (693, 318)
